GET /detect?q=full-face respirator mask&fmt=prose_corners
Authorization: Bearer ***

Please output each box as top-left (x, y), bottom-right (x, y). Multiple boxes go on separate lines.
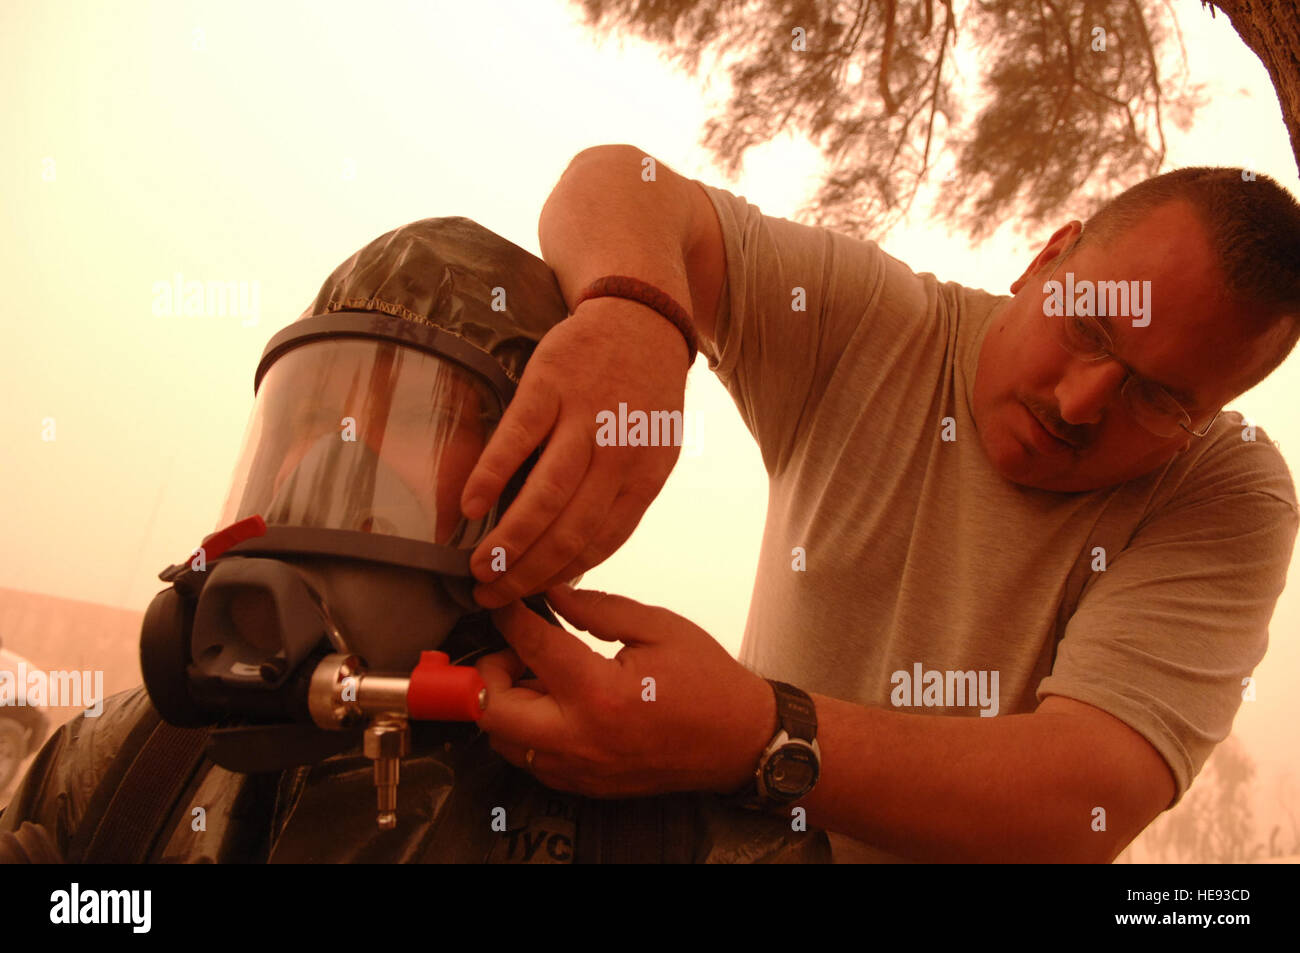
top-left (140, 218), bottom-right (570, 828)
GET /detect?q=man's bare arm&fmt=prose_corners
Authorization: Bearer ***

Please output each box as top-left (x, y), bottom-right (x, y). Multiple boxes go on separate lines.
top-left (480, 585), bottom-right (1176, 862)
top-left (761, 692), bottom-right (1177, 863)
top-left (538, 143), bottom-right (727, 354)
top-left (464, 144), bottom-right (729, 605)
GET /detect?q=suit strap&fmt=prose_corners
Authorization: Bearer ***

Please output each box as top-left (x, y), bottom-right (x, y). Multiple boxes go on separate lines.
top-left (73, 714), bottom-right (210, 864)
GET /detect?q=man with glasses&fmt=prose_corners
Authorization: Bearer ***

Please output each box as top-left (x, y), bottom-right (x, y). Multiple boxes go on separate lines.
top-left (457, 154), bottom-right (1300, 862)
top-left (1046, 228), bottom-right (1220, 440)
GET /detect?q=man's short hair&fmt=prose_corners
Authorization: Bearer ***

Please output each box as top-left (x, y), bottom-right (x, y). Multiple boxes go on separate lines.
top-left (1080, 167), bottom-right (1300, 386)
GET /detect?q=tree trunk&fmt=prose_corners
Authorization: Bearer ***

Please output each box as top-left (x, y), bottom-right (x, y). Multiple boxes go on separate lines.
top-left (1210, 0), bottom-right (1300, 174)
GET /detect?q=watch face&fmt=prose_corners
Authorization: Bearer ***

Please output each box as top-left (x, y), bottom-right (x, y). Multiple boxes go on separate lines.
top-left (762, 744), bottom-right (820, 798)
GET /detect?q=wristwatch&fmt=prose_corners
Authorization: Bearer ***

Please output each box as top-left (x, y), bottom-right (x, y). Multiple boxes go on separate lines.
top-left (731, 680), bottom-right (821, 812)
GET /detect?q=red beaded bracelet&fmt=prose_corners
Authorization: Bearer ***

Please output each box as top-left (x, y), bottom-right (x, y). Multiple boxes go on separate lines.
top-left (571, 276), bottom-right (698, 366)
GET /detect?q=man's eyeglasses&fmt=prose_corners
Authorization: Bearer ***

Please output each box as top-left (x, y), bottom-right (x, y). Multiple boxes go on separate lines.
top-left (1044, 231), bottom-right (1220, 440)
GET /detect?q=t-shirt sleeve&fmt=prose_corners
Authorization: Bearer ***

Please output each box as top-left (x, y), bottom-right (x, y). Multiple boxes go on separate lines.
top-left (695, 181), bottom-right (942, 477)
top-left (1036, 434), bottom-right (1299, 807)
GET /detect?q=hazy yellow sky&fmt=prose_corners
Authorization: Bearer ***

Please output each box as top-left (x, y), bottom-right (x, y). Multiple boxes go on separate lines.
top-left (2, 0), bottom-right (1298, 842)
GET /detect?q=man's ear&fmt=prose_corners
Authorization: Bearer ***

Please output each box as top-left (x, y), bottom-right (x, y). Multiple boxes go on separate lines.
top-left (1010, 221), bottom-right (1084, 295)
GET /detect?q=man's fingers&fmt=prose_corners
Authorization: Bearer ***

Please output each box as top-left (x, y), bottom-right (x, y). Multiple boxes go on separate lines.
top-left (488, 600), bottom-right (608, 698)
top-left (475, 649), bottom-right (549, 705)
top-left (480, 690), bottom-right (560, 751)
top-left (543, 584), bottom-right (662, 646)
top-left (460, 379), bottom-right (561, 521)
top-left (488, 735), bottom-right (532, 770)
top-left (487, 738), bottom-right (564, 788)
top-left (474, 642), bottom-right (566, 746)
top-left (475, 648), bottom-right (528, 695)
top-left (471, 470), bottom-right (620, 608)
top-left (542, 489), bottom-right (655, 592)
top-left (469, 420), bottom-right (594, 586)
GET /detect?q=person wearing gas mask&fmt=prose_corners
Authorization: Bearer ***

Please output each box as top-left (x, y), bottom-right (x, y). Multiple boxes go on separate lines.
top-left (0, 216), bottom-right (829, 864)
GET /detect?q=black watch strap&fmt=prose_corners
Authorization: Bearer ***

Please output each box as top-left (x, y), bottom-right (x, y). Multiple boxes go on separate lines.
top-left (769, 679), bottom-right (817, 742)
top-left (727, 680), bottom-right (820, 813)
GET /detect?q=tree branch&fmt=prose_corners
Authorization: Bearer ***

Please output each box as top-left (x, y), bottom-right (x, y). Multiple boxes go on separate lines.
top-left (880, 0), bottom-right (899, 114)
top-left (1129, 0), bottom-right (1168, 166)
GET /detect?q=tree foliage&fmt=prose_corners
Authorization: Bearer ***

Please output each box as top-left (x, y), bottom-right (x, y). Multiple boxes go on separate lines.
top-left (576, 0), bottom-right (1206, 241)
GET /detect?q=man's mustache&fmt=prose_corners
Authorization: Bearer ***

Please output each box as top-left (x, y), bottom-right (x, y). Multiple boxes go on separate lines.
top-left (1023, 396), bottom-right (1087, 450)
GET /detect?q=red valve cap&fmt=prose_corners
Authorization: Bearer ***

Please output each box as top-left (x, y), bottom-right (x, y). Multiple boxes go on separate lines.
top-left (406, 650), bottom-right (486, 722)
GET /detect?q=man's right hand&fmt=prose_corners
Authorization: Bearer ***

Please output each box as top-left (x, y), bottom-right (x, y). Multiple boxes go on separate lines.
top-left (460, 298), bottom-right (691, 608)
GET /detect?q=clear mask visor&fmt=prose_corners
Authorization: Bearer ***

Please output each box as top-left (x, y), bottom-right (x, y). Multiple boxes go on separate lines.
top-left (218, 337), bottom-right (503, 550)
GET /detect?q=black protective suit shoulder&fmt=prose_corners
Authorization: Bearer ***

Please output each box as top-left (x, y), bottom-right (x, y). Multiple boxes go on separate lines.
top-left (0, 687), bottom-right (159, 860)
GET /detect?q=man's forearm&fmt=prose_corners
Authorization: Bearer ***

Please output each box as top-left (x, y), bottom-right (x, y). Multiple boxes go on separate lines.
top-left (539, 144), bottom-right (695, 314)
top-left (789, 694), bottom-right (1133, 863)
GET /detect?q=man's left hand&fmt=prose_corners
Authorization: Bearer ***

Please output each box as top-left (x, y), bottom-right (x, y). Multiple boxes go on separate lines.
top-left (475, 583), bottom-right (776, 799)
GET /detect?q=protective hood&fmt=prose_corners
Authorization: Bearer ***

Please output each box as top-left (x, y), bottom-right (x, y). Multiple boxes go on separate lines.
top-left (217, 217), bottom-right (570, 577)
top-left (298, 215), bottom-right (568, 386)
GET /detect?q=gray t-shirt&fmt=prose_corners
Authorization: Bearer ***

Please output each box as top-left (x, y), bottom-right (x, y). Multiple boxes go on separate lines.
top-left (696, 181), bottom-right (1298, 862)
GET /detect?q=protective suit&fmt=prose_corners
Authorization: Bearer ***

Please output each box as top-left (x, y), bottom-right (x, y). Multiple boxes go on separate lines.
top-left (0, 217), bottom-right (829, 863)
